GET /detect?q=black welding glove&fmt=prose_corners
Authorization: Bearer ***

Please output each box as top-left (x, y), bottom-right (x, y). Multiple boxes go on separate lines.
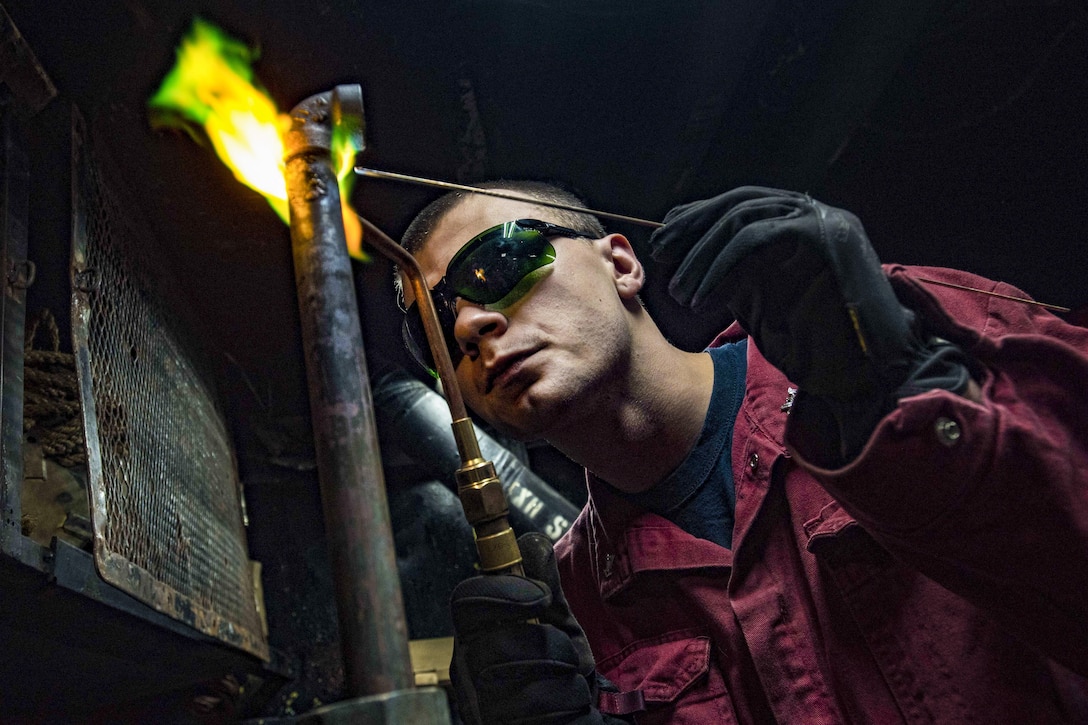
top-left (450, 532), bottom-right (628, 725)
top-left (649, 186), bottom-right (971, 463)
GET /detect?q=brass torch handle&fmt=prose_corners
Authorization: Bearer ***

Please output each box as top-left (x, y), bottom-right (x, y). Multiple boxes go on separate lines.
top-left (451, 418), bottom-right (525, 576)
top-left (357, 215), bottom-right (524, 575)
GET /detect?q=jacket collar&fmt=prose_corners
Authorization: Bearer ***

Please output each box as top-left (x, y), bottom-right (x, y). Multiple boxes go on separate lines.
top-left (578, 312), bottom-right (878, 600)
top-left (583, 474), bottom-right (732, 600)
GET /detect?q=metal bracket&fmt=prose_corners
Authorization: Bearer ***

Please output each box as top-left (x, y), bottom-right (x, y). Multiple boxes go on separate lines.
top-left (7, 258), bottom-right (35, 289)
top-left (72, 267), bottom-right (98, 293)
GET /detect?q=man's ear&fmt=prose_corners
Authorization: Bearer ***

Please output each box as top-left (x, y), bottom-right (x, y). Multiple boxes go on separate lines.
top-left (601, 233), bottom-right (644, 299)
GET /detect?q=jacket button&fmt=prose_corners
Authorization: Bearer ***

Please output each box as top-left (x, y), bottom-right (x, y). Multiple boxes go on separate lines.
top-left (935, 417), bottom-right (961, 447)
top-left (748, 453), bottom-right (759, 472)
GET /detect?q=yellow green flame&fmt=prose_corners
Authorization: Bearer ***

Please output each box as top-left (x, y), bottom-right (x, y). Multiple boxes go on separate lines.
top-left (149, 18), bottom-right (363, 258)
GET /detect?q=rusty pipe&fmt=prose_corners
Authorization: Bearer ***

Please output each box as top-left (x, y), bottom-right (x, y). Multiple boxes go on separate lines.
top-left (282, 85), bottom-right (414, 697)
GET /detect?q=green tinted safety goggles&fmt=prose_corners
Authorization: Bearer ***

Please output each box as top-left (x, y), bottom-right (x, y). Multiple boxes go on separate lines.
top-left (403, 218), bottom-right (596, 375)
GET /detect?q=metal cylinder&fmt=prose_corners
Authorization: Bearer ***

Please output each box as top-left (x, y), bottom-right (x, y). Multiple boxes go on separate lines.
top-left (370, 368), bottom-right (580, 542)
top-left (282, 85), bottom-right (413, 697)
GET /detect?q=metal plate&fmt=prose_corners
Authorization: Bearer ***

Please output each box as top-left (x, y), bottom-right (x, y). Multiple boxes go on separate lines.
top-left (69, 110), bottom-right (268, 660)
top-left (0, 99), bottom-right (31, 552)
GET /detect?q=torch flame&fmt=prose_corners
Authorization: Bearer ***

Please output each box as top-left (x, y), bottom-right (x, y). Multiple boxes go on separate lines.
top-left (149, 18), bottom-right (363, 258)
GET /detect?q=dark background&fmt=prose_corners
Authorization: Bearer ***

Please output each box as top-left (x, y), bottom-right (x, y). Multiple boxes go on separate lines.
top-left (7, 0), bottom-right (1087, 385)
top-left (2, 0), bottom-right (1086, 719)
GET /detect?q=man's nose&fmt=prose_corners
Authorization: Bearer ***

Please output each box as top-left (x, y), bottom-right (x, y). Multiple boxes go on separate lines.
top-left (454, 303), bottom-right (509, 360)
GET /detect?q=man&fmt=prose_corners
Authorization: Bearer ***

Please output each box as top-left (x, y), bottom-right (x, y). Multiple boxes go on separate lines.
top-left (397, 182), bottom-right (1088, 723)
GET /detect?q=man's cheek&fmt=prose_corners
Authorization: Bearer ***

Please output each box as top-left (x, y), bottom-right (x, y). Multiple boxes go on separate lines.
top-left (456, 370), bottom-right (488, 412)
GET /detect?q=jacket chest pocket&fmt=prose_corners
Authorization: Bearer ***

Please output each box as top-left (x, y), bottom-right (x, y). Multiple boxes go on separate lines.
top-left (597, 629), bottom-right (739, 725)
top-left (804, 501), bottom-right (897, 593)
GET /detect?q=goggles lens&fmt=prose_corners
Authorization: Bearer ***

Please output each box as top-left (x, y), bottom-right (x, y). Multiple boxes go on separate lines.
top-left (402, 218), bottom-right (593, 375)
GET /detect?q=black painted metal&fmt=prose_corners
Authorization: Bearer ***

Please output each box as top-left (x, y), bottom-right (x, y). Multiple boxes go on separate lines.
top-left (0, 88), bottom-right (30, 557)
top-left (0, 89), bottom-right (284, 720)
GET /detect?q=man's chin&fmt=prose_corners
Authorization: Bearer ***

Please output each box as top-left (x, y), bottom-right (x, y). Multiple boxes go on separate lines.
top-left (477, 371), bottom-right (579, 440)
top-left (488, 420), bottom-right (539, 442)
top-left (487, 395), bottom-right (561, 441)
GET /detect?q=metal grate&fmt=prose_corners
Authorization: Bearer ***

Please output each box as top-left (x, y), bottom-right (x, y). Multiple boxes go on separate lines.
top-left (69, 113), bottom-right (268, 660)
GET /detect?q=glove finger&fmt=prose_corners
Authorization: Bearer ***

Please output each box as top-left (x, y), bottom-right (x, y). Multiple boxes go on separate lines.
top-left (517, 532), bottom-right (596, 676)
top-left (668, 198), bottom-right (805, 307)
top-left (660, 186), bottom-right (805, 228)
top-left (650, 186), bottom-right (805, 264)
top-left (458, 624), bottom-right (588, 723)
top-left (518, 532), bottom-right (562, 595)
top-left (694, 202), bottom-right (872, 319)
top-left (451, 574), bottom-right (550, 636)
top-left (477, 651), bottom-right (581, 691)
top-left (479, 665), bottom-right (592, 724)
top-left (461, 621), bottom-right (580, 672)
top-left (649, 192), bottom-right (744, 264)
top-left (686, 217), bottom-right (810, 313)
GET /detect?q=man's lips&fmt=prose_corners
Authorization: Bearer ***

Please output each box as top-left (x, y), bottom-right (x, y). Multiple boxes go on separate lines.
top-left (484, 348), bottom-right (538, 393)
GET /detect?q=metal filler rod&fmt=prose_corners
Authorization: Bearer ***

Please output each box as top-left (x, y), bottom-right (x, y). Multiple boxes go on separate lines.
top-left (356, 166), bottom-right (1070, 314)
top-left (355, 166), bottom-right (664, 228)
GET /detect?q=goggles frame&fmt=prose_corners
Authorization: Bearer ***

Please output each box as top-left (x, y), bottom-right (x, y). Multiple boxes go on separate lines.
top-left (402, 218), bottom-right (597, 375)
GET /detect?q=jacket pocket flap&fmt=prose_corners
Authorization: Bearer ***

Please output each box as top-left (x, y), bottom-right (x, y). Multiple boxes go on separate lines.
top-left (600, 632), bottom-right (711, 704)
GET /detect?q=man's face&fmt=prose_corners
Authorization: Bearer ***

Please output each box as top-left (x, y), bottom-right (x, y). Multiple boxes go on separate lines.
top-left (406, 194), bottom-right (635, 439)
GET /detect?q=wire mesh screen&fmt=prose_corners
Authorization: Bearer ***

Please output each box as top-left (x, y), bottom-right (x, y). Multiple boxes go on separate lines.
top-left (69, 114), bottom-right (268, 660)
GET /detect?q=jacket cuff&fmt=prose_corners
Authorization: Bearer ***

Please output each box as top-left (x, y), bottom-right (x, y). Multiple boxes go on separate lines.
top-left (786, 388), bottom-right (994, 533)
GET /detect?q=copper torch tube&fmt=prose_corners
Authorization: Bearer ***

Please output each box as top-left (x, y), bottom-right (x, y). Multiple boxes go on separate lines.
top-left (355, 217), bottom-right (469, 433)
top-left (357, 215), bottom-right (525, 577)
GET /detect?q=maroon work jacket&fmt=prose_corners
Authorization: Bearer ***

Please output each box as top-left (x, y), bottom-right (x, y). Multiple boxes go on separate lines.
top-left (555, 266), bottom-right (1088, 724)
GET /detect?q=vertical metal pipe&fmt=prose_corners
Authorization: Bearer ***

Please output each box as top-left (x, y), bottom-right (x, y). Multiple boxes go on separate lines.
top-left (282, 86), bottom-right (413, 697)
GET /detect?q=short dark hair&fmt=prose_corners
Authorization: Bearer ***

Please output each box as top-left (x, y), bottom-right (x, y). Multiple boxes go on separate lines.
top-left (400, 180), bottom-right (606, 256)
top-left (395, 180), bottom-right (606, 304)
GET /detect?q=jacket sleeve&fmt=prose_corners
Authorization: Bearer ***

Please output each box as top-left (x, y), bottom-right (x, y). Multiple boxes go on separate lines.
top-left (785, 265), bottom-right (1088, 676)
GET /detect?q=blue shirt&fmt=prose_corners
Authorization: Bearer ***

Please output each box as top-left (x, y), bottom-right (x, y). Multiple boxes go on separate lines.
top-left (620, 341), bottom-right (747, 548)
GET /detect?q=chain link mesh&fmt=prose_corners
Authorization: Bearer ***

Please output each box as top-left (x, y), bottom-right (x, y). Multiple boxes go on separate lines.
top-left (72, 121), bottom-right (267, 658)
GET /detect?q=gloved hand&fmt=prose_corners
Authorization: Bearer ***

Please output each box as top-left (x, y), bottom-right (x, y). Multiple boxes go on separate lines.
top-left (450, 532), bottom-right (623, 725)
top-left (649, 187), bottom-right (970, 461)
